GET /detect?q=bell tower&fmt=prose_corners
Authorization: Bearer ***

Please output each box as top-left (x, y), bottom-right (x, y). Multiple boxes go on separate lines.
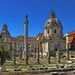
top-left (1, 24), bottom-right (11, 38)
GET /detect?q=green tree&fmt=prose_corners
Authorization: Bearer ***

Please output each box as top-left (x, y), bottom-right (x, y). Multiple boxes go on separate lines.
top-left (0, 35), bottom-right (11, 65)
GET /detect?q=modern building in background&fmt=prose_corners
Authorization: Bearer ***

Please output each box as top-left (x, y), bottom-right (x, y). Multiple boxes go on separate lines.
top-left (65, 31), bottom-right (75, 50)
top-left (65, 31), bottom-right (75, 58)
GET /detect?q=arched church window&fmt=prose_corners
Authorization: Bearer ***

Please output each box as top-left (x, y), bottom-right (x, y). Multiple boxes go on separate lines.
top-left (47, 21), bottom-right (50, 24)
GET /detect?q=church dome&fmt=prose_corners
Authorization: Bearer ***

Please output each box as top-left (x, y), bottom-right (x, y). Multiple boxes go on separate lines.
top-left (44, 17), bottom-right (59, 28)
top-left (44, 11), bottom-right (62, 29)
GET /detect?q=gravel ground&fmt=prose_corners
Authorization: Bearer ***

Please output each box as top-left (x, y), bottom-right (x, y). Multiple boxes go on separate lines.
top-left (0, 71), bottom-right (75, 75)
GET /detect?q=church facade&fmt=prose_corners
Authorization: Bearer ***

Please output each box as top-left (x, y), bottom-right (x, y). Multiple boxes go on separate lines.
top-left (41, 11), bottom-right (66, 56)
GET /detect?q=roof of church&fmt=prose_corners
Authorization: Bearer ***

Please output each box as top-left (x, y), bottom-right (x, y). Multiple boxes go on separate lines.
top-left (44, 11), bottom-right (62, 29)
top-left (1, 24), bottom-right (11, 37)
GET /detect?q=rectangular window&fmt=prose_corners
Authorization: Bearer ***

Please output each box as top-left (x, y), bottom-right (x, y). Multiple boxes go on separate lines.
top-left (47, 30), bottom-right (49, 34)
top-left (54, 29), bottom-right (56, 33)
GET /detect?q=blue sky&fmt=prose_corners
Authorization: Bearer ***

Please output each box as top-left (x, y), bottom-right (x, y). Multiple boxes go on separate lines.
top-left (0, 0), bottom-right (75, 37)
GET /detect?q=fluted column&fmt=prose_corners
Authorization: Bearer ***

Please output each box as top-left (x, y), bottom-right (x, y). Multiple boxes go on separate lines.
top-left (25, 15), bottom-right (29, 65)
